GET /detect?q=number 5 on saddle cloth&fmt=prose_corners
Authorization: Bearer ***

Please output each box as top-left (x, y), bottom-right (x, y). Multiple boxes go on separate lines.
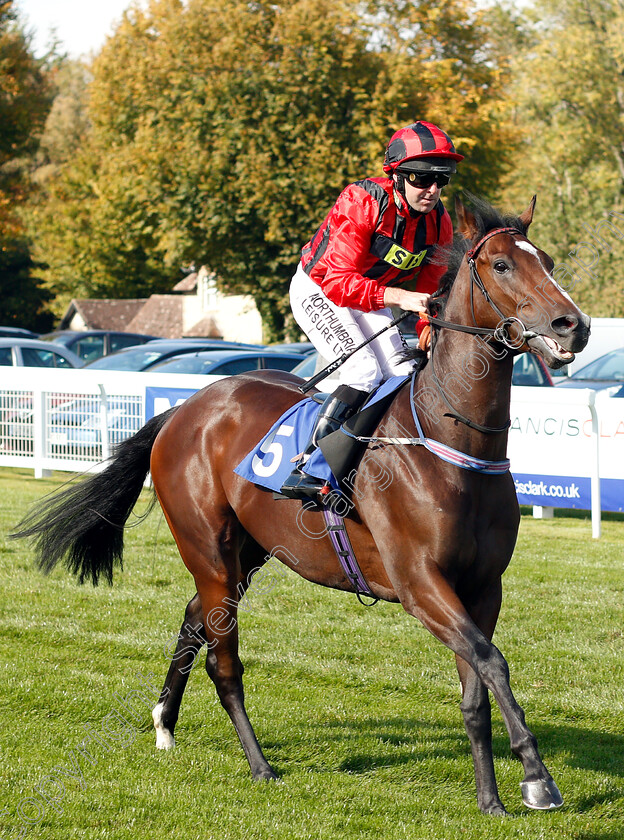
top-left (234, 375), bottom-right (409, 498)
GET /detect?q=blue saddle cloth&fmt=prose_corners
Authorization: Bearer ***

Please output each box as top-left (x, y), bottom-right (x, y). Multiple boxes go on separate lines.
top-left (234, 376), bottom-right (408, 493)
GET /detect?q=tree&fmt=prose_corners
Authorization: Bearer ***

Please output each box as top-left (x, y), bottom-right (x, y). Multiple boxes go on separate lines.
top-left (493, 0), bottom-right (624, 316)
top-left (0, 0), bottom-right (55, 329)
top-left (0, 237), bottom-right (53, 330)
top-left (0, 1), bottom-right (51, 164)
top-left (33, 0), bottom-right (517, 339)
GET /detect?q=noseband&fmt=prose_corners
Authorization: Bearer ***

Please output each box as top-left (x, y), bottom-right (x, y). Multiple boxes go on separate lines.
top-left (427, 226), bottom-right (538, 435)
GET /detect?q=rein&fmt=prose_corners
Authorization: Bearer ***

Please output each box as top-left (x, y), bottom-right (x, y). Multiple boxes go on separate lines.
top-left (426, 226), bottom-right (537, 434)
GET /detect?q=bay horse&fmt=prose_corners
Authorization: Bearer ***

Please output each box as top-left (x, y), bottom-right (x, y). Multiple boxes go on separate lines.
top-left (13, 195), bottom-right (590, 815)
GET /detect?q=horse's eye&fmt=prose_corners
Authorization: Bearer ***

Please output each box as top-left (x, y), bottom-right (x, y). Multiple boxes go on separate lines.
top-left (493, 261), bottom-right (509, 274)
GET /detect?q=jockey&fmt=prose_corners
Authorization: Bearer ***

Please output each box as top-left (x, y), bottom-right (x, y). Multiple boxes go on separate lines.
top-left (281, 120), bottom-right (463, 500)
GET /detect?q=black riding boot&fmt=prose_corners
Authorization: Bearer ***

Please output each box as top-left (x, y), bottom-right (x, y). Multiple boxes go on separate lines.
top-left (280, 385), bottom-right (368, 500)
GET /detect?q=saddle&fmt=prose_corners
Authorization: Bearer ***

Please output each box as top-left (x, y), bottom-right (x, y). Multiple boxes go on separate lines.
top-left (234, 375), bottom-right (410, 499)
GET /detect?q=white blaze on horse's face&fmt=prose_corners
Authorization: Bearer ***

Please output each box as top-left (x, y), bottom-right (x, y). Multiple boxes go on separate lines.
top-left (514, 239), bottom-right (574, 304)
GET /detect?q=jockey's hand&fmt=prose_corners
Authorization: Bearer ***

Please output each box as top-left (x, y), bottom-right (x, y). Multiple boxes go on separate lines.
top-left (383, 287), bottom-right (430, 316)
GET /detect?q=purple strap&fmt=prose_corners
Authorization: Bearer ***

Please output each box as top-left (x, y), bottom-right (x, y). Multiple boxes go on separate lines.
top-left (322, 507), bottom-right (377, 604)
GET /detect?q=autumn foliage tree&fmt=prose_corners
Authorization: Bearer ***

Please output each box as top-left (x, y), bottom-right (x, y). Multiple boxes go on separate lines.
top-left (494, 0), bottom-right (624, 317)
top-left (33, 0), bottom-right (515, 339)
top-left (0, 0), bottom-right (54, 329)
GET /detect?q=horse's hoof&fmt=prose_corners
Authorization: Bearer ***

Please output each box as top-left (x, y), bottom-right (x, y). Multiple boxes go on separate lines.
top-left (520, 778), bottom-right (563, 810)
top-left (483, 802), bottom-right (508, 817)
top-left (253, 767), bottom-right (279, 782)
top-left (154, 729), bottom-right (175, 750)
top-left (152, 704), bottom-right (175, 750)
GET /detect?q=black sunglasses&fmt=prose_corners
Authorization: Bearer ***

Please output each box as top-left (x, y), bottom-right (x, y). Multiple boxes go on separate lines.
top-left (399, 170), bottom-right (452, 188)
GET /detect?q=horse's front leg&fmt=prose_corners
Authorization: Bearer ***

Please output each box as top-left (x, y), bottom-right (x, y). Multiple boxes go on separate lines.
top-left (400, 565), bottom-right (562, 813)
top-left (457, 657), bottom-right (506, 815)
top-left (455, 580), bottom-right (506, 815)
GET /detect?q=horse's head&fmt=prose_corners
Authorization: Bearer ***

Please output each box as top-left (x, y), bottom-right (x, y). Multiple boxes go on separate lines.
top-left (453, 195), bottom-right (590, 368)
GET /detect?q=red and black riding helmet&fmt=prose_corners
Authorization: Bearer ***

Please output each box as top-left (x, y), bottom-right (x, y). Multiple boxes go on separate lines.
top-left (383, 121), bottom-right (464, 175)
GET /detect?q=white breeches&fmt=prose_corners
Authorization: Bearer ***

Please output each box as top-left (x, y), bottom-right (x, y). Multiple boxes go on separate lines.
top-left (289, 263), bottom-right (415, 391)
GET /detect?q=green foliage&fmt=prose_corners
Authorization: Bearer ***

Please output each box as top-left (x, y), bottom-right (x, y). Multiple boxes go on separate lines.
top-left (494, 0), bottom-right (624, 317)
top-left (37, 59), bottom-right (92, 168)
top-left (32, 0), bottom-right (514, 340)
top-left (0, 1), bottom-right (55, 328)
top-left (0, 1), bottom-right (51, 164)
top-left (0, 234), bottom-right (54, 330)
top-left (18, 0), bottom-right (624, 334)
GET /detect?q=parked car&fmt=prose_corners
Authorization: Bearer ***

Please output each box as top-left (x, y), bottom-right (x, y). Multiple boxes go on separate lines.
top-left (46, 396), bottom-right (142, 457)
top-left (82, 339), bottom-right (266, 371)
top-left (147, 349), bottom-right (306, 375)
top-left (263, 341), bottom-right (316, 356)
top-left (510, 353), bottom-right (554, 387)
top-left (0, 338), bottom-right (82, 368)
top-left (41, 329), bottom-right (159, 364)
top-left (290, 351), bottom-right (554, 388)
top-left (555, 346), bottom-right (624, 392)
top-left (10, 350), bottom-right (303, 458)
top-left (0, 340), bottom-right (81, 453)
top-left (0, 326), bottom-right (40, 339)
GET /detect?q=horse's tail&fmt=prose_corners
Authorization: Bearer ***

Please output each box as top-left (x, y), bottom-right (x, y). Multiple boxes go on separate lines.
top-left (11, 408), bottom-right (175, 586)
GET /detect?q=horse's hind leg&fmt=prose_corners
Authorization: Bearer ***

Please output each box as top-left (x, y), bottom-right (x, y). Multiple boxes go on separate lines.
top-left (152, 593), bottom-right (205, 750)
top-left (200, 532), bottom-right (277, 780)
top-left (157, 499), bottom-right (276, 778)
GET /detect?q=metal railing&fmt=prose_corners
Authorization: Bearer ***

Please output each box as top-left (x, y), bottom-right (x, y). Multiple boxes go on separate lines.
top-left (0, 368), bottom-right (216, 476)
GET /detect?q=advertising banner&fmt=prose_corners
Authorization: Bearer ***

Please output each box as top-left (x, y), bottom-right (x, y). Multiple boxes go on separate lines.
top-left (508, 387), bottom-right (624, 512)
top-left (145, 386), bottom-right (198, 419)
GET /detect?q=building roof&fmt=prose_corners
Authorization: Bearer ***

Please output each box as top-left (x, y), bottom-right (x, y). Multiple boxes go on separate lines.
top-left (172, 272), bottom-right (199, 293)
top-left (125, 295), bottom-right (185, 339)
top-left (126, 296), bottom-right (223, 339)
top-left (183, 316), bottom-right (221, 338)
top-left (60, 299), bottom-right (147, 331)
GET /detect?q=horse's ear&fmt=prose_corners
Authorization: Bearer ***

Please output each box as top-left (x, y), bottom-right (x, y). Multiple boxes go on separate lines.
top-left (455, 195), bottom-right (480, 241)
top-left (518, 196), bottom-right (537, 231)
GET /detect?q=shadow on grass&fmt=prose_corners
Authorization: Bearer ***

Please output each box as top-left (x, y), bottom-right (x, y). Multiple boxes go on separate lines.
top-left (571, 833), bottom-right (624, 840)
top-left (284, 714), bottom-right (624, 812)
top-left (535, 720), bottom-right (624, 779)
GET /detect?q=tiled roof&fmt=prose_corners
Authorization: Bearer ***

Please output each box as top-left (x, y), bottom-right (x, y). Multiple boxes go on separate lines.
top-left (184, 316), bottom-right (221, 338)
top-left (125, 295), bottom-right (184, 339)
top-left (60, 299), bottom-right (147, 330)
top-left (172, 272), bottom-right (198, 292)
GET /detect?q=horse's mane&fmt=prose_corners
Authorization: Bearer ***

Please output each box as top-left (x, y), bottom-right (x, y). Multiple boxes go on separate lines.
top-left (402, 193), bottom-right (528, 367)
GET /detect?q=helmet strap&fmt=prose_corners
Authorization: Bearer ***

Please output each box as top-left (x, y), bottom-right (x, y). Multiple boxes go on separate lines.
top-left (393, 172), bottom-right (406, 198)
top-left (392, 173), bottom-right (419, 217)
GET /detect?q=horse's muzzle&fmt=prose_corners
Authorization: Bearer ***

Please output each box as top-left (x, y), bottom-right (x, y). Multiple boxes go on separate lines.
top-left (527, 311), bottom-right (591, 369)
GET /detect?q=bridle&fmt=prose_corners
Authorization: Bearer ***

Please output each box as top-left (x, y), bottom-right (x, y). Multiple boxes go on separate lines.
top-left (427, 226), bottom-right (539, 435)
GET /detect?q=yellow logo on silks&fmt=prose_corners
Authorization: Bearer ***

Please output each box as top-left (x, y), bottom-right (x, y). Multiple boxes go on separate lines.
top-left (384, 244), bottom-right (427, 271)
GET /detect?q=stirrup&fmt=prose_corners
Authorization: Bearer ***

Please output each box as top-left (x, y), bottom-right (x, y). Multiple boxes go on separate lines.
top-left (279, 385), bottom-right (367, 500)
top-left (279, 465), bottom-right (331, 501)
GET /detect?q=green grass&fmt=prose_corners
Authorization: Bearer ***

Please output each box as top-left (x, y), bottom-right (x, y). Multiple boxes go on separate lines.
top-left (1, 467), bottom-right (623, 840)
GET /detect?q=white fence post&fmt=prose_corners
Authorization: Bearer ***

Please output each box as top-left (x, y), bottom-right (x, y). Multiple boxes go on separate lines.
top-left (32, 387), bottom-right (51, 479)
top-left (99, 383), bottom-right (111, 462)
top-left (588, 390), bottom-right (601, 539)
